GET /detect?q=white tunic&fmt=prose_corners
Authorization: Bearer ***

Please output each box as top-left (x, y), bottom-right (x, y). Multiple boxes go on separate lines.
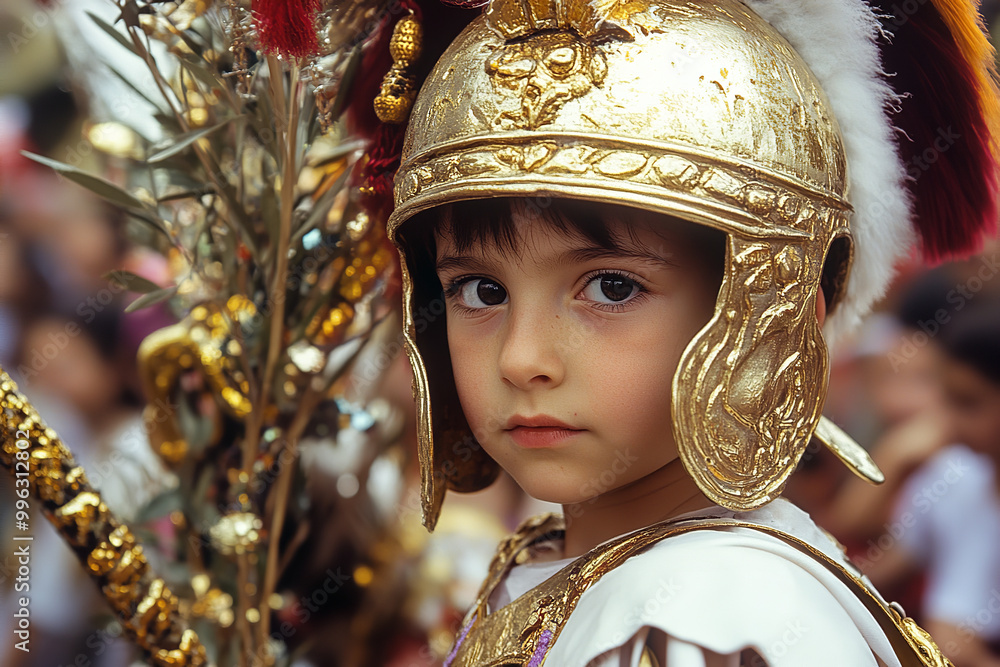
top-left (490, 499), bottom-right (900, 666)
top-left (891, 444), bottom-right (1000, 641)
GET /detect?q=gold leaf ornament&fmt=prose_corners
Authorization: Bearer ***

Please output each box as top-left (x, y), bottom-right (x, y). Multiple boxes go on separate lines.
top-left (138, 298), bottom-right (258, 466)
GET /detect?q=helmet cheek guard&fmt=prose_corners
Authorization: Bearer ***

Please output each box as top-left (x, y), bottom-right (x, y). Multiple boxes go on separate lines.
top-left (396, 235), bottom-right (501, 522)
top-left (674, 225), bottom-right (853, 510)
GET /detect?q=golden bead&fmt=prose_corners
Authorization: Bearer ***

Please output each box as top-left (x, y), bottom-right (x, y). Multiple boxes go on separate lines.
top-left (374, 92), bottom-right (416, 124)
top-left (374, 69), bottom-right (418, 124)
top-left (390, 16), bottom-right (423, 65)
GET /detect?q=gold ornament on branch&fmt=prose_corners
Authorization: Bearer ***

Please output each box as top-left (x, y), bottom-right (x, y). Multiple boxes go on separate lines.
top-left (374, 14), bottom-right (424, 124)
top-left (138, 298), bottom-right (257, 466)
top-left (209, 512), bottom-right (265, 556)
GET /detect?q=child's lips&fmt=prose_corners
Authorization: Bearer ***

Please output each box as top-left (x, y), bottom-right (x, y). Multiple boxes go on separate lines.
top-left (507, 426), bottom-right (584, 448)
top-left (505, 415), bottom-right (585, 448)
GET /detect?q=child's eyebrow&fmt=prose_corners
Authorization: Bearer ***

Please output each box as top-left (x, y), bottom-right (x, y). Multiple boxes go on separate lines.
top-left (435, 255), bottom-right (492, 274)
top-left (565, 245), bottom-right (679, 268)
top-left (435, 244), bottom-right (679, 274)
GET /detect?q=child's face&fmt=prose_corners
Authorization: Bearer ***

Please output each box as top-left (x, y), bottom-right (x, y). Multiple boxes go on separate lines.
top-left (435, 205), bottom-right (720, 504)
top-left (942, 360), bottom-right (1000, 456)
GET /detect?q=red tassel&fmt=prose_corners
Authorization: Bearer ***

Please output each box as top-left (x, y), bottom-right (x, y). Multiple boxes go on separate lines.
top-left (359, 123), bottom-right (407, 219)
top-left (875, 0), bottom-right (1000, 261)
top-left (252, 0), bottom-right (321, 59)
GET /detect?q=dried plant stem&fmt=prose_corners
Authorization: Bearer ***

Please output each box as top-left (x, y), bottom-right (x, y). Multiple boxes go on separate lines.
top-left (249, 55), bottom-right (304, 649)
top-left (247, 57), bottom-right (300, 473)
top-left (236, 553), bottom-right (254, 667)
top-left (257, 433), bottom-right (297, 650)
top-left (258, 384), bottom-right (326, 643)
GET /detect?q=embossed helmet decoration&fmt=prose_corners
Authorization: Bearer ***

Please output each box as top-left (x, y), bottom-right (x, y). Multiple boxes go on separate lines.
top-left (384, 0), bottom-right (1000, 529)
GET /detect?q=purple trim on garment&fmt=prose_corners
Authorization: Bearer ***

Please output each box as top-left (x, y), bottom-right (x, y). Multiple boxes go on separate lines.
top-left (526, 629), bottom-right (554, 667)
top-left (443, 614), bottom-right (477, 667)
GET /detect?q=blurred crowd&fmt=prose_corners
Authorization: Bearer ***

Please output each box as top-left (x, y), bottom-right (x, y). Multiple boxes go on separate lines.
top-left (2, 1), bottom-right (1000, 666)
top-left (1, 3), bottom-right (179, 666)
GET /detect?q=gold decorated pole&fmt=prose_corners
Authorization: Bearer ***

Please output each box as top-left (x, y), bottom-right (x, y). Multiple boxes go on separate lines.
top-left (0, 369), bottom-right (208, 667)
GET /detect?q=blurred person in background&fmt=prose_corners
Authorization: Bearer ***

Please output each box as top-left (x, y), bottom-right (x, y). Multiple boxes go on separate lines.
top-left (818, 271), bottom-right (957, 540)
top-left (785, 266), bottom-right (997, 625)
top-left (0, 218), bottom-right (52, 369)
top-left (861, 302), bottom-right (1000, 667)
top-left (15, 310), bottom-right (174, 520)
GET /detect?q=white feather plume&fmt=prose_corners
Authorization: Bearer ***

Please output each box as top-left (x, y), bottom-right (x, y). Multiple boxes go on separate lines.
top-left (742, 0), bottom-right (914, 345)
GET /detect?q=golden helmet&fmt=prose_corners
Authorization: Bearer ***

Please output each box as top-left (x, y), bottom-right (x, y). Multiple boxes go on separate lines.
top-left (387, 0), bottom-right (896, 529)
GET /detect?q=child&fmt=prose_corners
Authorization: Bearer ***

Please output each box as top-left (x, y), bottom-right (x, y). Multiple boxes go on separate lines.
top-left (882, 303), bottom-right (1000, 666)
top-left (375, 0), bottom-right (999, 663)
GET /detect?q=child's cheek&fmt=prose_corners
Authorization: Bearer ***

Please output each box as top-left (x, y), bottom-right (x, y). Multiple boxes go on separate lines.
top-left (446, 321), bottom-right (497, 435)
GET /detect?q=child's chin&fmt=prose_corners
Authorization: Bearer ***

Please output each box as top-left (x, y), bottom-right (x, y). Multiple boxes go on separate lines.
top-left (517, 481), bottom-right (601, 506)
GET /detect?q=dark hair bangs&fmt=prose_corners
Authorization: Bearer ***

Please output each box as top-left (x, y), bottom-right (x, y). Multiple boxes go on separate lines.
top-left (436, 198), bottom-right (637, 257)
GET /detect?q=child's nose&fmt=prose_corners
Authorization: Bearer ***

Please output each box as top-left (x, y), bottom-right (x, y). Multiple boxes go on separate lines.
top-left (497, 304), bottom-right (566, 390)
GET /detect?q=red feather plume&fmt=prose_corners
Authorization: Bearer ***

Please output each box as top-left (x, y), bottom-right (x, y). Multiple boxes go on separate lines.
top-left (875, 0), bottom-right (1000, 261)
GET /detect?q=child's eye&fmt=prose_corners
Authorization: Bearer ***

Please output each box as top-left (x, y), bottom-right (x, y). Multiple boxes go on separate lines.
top-left (448, 277), bottom-right (508, 309)
top-left (581, 272), bottom-right (643, 305)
